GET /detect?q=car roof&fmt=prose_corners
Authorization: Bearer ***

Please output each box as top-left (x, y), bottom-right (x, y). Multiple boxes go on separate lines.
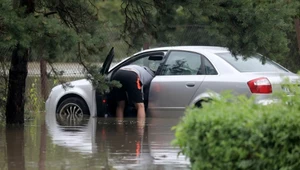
top-left (134, 46), bottom-right (229, 55)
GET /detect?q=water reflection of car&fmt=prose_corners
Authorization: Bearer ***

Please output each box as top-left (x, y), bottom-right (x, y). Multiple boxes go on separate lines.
top-left (45, 112), bottom-right (189, 169)
top-left (45, 46), bottom-right (300, 118)
top-left (46, 112), bottom-right (97, 154)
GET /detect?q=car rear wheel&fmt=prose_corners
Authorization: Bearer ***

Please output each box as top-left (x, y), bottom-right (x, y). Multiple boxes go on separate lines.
top-left (195, 98), bottom-right (212, 108)
top-left (57, 97), bottom-right (89, 120)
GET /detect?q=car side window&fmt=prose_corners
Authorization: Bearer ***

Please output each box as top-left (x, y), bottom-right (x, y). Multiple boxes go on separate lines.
top-left (203, 57), bottom-right (218, 75)
top-left (160, 51), bottom-right (201, 75)
top-left (129, 53), bottom-right (165, 73)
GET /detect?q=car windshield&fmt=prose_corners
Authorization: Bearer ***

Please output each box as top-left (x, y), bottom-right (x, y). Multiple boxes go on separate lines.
top-left (216, 52), bottom-right (288, 72)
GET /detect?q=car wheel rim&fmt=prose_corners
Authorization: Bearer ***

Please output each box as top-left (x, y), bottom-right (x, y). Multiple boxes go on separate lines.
top-left (58, 103), bottom-right (84, 120)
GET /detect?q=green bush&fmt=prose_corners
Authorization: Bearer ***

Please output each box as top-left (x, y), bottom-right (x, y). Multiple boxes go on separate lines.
top-left (172, 84), bottom-right (300, 170)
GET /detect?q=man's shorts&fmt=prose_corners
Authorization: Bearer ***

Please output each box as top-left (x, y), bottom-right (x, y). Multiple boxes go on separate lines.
top-left (111, 70), bottom-right (143, 103)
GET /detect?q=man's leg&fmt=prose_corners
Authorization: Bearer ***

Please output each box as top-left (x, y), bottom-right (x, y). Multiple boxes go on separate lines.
top-left (116, 100), bottom-right (126, 118)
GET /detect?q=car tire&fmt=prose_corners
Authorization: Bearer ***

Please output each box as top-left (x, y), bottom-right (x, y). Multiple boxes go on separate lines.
top-left (57, 97), bottom-right (90, 120)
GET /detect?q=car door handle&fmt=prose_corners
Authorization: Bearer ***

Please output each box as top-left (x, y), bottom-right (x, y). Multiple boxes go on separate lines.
top-left (186, 83), bottom-right (195, 87)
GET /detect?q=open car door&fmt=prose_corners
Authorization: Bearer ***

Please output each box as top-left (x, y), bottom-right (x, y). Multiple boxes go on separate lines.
top-left (97, 47), bottom-right (115, 117)
top-left (100, 47), bottom-right (115, 75)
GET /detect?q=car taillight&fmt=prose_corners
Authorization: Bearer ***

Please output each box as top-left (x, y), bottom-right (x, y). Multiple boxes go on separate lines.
top-left (247, 77), bottom-right (272, 94)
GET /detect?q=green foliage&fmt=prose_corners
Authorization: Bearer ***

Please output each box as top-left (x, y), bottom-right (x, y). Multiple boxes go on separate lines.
top-left (196, 0), bottom-right (298, 60)
top-left (123, 0), bottom-right (299, 66)
top-left (278, 30), bottom-right (300, 73)
top-left (173, 83), bottom-right (300, 170)
top-left (0, 0), bottom-right (116, 64)
top-left (83, 63), bottom-right (121, 94)
top-left (0, 0), bottom-right (21, 48)
top-left (25, 78), bottom-right (44, 113)
top-left (97, 0), bottom-right (123, 23)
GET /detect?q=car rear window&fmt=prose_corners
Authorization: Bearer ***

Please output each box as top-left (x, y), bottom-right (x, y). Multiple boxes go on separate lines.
top-left (216, 52), bottom-right (288, 72)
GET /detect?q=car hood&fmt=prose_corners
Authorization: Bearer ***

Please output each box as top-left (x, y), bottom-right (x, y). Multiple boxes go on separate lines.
top-left (51, 79), bottom-right (92, 90)
top-left (68, 79), bottom-right (92, 86)
top-left (52, 79), bottom-right (93, 90)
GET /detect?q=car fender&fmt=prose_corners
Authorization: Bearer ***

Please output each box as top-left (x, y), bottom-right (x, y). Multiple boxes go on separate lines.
top-left (50, 80), bottom-right (96, 116)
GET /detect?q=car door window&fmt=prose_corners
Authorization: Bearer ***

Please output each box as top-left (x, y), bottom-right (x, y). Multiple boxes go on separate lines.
top-left (160, 51), bottom-right (201, 75)
top-left (203, 57), bottom-right (218, 75)
top-left (130, 53), bottom-right (165, 73)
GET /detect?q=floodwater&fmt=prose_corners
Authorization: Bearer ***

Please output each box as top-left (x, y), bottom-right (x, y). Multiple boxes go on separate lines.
top-left (0, 112), bottom-right (190, 170)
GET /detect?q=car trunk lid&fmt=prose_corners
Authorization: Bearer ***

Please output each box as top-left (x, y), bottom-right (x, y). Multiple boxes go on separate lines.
top-left (242, 72), bottom-right (300, 93)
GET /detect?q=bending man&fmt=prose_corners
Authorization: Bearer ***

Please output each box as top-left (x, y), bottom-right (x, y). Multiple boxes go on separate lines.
top-left (111, 64), bottom-right (155, 118)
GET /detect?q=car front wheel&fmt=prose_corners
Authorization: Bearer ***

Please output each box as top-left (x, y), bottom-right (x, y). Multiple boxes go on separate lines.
top-left (57, 97), bottom-right (90, 120)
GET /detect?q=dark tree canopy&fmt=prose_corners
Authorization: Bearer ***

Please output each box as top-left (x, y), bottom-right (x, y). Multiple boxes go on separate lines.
top-left (121, 0), bottom-right (299, 61)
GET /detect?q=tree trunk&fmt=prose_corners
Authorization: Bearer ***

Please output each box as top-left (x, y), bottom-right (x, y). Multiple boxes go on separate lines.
top-left (294, 18), bottom-right (300, 54)
top-left (5, 45), bottom-right (29, 124)
top-left (40, 58), bottom-right (48, 101)
top-left (5, 0), bottom-right (35, 124)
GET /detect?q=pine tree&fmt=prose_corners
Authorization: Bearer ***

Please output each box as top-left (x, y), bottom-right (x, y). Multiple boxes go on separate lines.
top-left (1, 0), bottom-right (114, 124)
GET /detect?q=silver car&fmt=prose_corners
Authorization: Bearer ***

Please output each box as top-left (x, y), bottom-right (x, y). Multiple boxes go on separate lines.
top-left (45, 46), bottom-right (299, 118)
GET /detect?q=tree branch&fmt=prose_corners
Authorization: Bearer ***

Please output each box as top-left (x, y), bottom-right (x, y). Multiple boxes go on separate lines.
top-left (88, 0), bottom-right (99, 16)
top-left (44, 11), bottom-right (57, 17)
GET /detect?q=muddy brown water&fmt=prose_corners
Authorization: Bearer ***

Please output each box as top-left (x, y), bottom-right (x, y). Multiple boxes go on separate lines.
top-left (0, 113), bottom-right (190, 170)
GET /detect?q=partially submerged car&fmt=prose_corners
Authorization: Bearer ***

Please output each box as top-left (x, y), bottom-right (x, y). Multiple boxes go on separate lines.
top-left (45, 46), bottom-right (299, 118)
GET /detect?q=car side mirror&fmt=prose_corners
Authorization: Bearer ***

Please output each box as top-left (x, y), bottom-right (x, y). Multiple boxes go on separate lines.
top-left (149, 55), bottom-right (163, 61)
